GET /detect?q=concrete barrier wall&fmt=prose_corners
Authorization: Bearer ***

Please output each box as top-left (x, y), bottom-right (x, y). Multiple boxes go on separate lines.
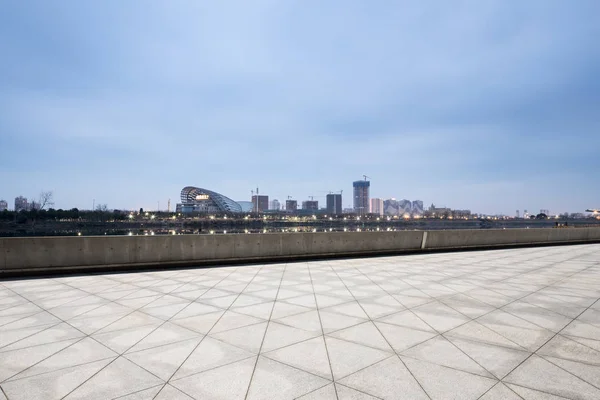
top-left (1, 228), bottom-right (599, 275)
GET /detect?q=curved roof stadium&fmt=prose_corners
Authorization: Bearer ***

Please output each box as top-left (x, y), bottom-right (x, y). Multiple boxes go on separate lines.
top-left (180, 186), bottom-right (243, 213)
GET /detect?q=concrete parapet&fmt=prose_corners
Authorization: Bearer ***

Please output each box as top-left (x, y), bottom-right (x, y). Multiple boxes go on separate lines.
top-left (1, 228), bottom-right (599, 276)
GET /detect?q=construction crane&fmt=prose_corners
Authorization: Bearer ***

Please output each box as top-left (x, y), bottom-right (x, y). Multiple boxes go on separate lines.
top-left (363, 175), bottom-right (370, 181)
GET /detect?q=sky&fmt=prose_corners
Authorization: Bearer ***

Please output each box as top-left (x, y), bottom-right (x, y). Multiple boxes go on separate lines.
top-left (1, 1), bottom-right (599, 215)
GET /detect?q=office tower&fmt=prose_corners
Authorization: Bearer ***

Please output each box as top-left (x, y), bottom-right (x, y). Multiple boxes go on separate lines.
top-left (326, 194), bottom-right (342, 215)
top-left (0, 200), bottom-right (7, 212)
top-left (269, 199), bottom-right (281, 211)
top-left (251, 195), bottom-right (269, 213)
top-left (353, 180), bottom-right (370, 215)
top-left (412, 200), bottom-right (424, 215)
top-left (302, 200), bottom-right (319, 211)
top-left (15, 196), bottom-right (28, 212)
top-left (370, 198), bottom-right (384, 216)
top-left (286, 200), bottom-right (298, 211)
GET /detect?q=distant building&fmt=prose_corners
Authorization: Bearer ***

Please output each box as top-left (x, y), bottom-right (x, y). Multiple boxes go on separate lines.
top-left (326, 194), bottom-right (342, 215)
top-left (237, 201), bottom-right (253, 212)
top-left (252, 195), bottom-right (269, 213)
top-left (0, 200), bottom-right (7, 212)
top-left (453, 209), bottom-right (471, 218)
top-left (343, 207), bottom-right (354, 214)
top-left (285, 199), bottom-right (298, 212)
top-left (383, 199), bottom-right (409, 216)
top-left (302, 200), bottom-right (319, 211)
top-left (370, 198), bottom-right (384, 216)
top-left (269, 199), bottom-right (281, 211)
top-left (177, 187), bottom-right (243, 213)
top-left (412, 200), bottom-right (424, 215)
top-left (29, 201), bottom-right (41, 211)
top-left (540, 209), bottom-right (550, 215)
top-left (353, 180), bottom-right (370, 215)
top-left (15, 196), bottom-right (28, 212)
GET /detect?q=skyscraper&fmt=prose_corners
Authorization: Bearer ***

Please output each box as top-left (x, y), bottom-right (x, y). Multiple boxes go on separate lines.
top-left (269, 199), bottom-right (281, 211)
top-left (412, 200), bottom-right (424, 215)
top-left (326, 194), bottom-right (342, 215)
top-left (370, 198), bottom-right (384, 216)
top-left (251, 195), bottom-right (269, 213)
top-left (353, 180), bottom-right (370, 215)
top-left (15, 196), bottom-right (28, 212)
top-left (302, 200), bottom-right (319, 211)
top-left (0, 200), bottom-right (7, 212)
top-left (285, 199), bottom-right (297, 212)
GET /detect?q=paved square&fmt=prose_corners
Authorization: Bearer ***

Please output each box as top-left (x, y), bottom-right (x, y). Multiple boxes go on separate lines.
top-left (1, 244), bottom-right (599, 399)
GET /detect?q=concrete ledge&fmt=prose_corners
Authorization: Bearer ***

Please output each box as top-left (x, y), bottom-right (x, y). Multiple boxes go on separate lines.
top-left (1, 228), bottom-right (600, 277)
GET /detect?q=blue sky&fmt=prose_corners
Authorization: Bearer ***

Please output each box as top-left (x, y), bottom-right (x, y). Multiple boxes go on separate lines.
top-left (1, 0), bottom-right (599, 214)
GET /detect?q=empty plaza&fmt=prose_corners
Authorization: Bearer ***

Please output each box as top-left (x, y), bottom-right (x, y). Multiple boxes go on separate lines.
top-left (1, 244), bottom-right (599, 399)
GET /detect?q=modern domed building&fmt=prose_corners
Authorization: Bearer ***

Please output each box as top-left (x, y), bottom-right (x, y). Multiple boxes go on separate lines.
top-left (176, 186), bottom-right (243, 214)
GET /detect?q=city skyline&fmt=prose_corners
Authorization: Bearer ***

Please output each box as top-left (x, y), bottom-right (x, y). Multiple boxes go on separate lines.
top-left (1, 1), bottom-right (599, 214)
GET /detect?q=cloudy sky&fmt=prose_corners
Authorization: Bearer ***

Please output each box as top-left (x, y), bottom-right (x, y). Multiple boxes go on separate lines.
top-left (1, 0), bottom-right (599, 214)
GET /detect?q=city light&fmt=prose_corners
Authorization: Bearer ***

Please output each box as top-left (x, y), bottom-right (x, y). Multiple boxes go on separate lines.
top-left (128, 214), bottom-right (134, 219)
top-left (150, 215), bottom-right (155, 220)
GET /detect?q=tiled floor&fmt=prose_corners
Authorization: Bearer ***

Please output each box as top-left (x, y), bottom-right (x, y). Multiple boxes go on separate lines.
top-left (1, 244), bottom-right (599, 400)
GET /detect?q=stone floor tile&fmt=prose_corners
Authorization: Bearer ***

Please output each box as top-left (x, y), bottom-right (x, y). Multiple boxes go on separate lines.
top-left (505, 383), bottom-right (571, 399)
top-left (402, 356), bottom-right (497, 400)
top-left (170, 310), bottom-right (225, 334)
top-left (127, 322), bottom-right (200, 353)
top-left (0, 324), bottom-right (56, 349)
top-left (246, 356), bottom-right (331, 400)
top-left (504, 355), bottom-right (600, 400)
top-left (544, 356), bottom-right (600, 389)
top-left (260, 322), bottom-right (319, 352)
top-left (501, 301), bottom-right (573, 332)
top-left (210, 310), bottom-right (265, 334)
top-left (264, 336), bottom-right (332, 379)
top-left (324, 336), bottom-right (391, 380)
top-left (0, 311), bottom-right (61, 331)
top-left (445, 320), bottom-right (525, 350)
top-left (92, 325), bottom-right (159, 354)
top-left (296, 383), bottom-right (337, 399)
top-left (563, 335), bottom-right (600, 352)
top-left (338, 356), bottom-right (428, 400)
top-left (537, 334), bottom-right (600, 365)
top-left (12, 337), bottom-right (117, 380)
top-left (172, 336), bottom-right (254, 380)
top-left (315, 294), bottom-right (350, 308)
top-left (270, 302), bottom-right (313, 319)
top-left (276, 310), bottom-right (322, 334)
top-left (0, 338), bottom-right (78, 381)
top-left (327, 321), bottom-right (393, 352)
top-left (169, 302), bottom-right (221, 320)
top-left (1, 322), bottom-right (85, 352)
top-left (116, 384), bottom-right (164, 399)
top-left (321, 301), bottom-right (369, 319)
top-left (446, 336), bottom-right (530, 379)
top-left (210, 322), bottom-right (268, 353)
top-left (376, 310), bottom-right (436, 332)
top-left (375, 321), bottom-right (438, 352)
top-left (0, 358), bottom-right (114, 400)
top-left (96, 311), bottom-right (163, 334)
top-left (401, 336), bottom-right (493, 378)
top-left (63, 357), bottom-right (164, 400)
top-left (335, 383), bottom-right (379, 399)
top-left (412, 301), bottom-right (472, 332)
top-left (561, 320), bottom-right (600, 341)
top-left (125, 338), bottom-right (201, 381)
top-left (479, 382), bottom-right (522, 400)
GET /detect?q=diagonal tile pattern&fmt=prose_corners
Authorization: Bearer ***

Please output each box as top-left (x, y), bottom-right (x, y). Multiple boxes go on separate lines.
top-left (0, 244), bottom-right (599, 399)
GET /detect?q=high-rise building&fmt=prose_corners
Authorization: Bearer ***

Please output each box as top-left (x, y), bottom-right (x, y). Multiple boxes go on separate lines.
top-left (326, 194), bottom-right (342, 215)
top-left (0, 200), bottom-right (7, 212)
top-left (285, 199), bottom-right (298, 212)
top-left (302, 200), bottom-right (319, 211)
top-left (353, 180), bottom-right (370, 215)
top-left (269, 199), bottom-right (281, 211)
top-left (370, 198), bottom-right (384, 216)
top-left (15, 196), bottom-right (28, 212)
top-left (251, 195), bottom-right (269, 213)
top-left (412, 200), bottom-right (424, 215)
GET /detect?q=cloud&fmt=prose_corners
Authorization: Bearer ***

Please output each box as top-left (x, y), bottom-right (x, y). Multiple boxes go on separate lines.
top-left (1, 0), bottom-right (599, 213)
